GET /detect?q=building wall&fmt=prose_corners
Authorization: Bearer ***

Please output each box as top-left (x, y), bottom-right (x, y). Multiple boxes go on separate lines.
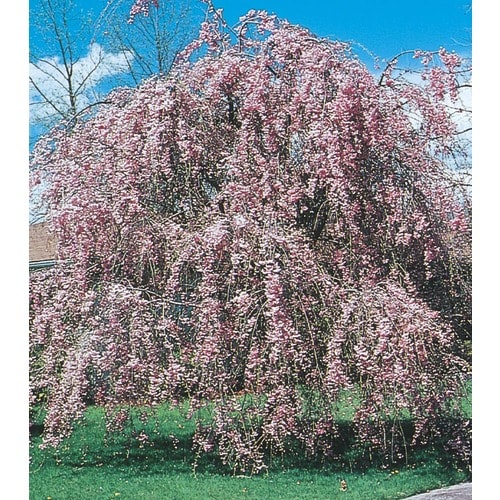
top-left (29, 222), bottom-right (56, 268)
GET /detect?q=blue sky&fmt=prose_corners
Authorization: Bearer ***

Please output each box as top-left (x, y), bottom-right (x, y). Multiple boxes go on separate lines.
top-left (216, 0), bottom-right (472, 60)
top-left (30, 0), bottom-right (472, 61)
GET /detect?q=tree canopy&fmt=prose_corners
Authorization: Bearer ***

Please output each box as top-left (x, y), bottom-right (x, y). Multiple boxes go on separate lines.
top-left (30, 7), bottom-right (471, 473)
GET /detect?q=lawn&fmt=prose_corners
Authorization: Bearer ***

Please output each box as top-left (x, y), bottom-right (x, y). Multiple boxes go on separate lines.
top-left (29, 384), bottom-right (471, 500)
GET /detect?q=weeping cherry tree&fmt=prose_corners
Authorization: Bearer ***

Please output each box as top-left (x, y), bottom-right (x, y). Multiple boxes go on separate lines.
top-left (30, 4), bottom-right (472, 473)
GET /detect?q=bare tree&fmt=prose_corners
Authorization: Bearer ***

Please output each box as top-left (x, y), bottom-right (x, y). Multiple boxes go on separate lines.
top-left (29, 0), bottom-right (131, 221)
top-left (30, 0), bottom-right (203, 147)
top-left (95, 0), bottom-right (201, 86)
top-left (30, 0), bottom-right (105, 133)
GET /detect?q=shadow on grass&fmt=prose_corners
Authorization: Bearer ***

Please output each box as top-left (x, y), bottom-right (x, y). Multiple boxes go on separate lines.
top-left (29, 423), bottom-right (44, 437)
top-left (29, 410), bottom-right (471, 481)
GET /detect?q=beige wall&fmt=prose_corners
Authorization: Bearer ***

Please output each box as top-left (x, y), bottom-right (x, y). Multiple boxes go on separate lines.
top-left (29, 223), bottom-right (56, 263)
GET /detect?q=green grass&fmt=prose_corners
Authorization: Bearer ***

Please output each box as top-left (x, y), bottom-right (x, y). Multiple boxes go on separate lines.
top-left (30, 384), bottom-right (471, 500)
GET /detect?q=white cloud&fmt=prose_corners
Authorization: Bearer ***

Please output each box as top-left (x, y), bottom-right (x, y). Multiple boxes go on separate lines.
top-left (389, 66), bottom-right (472, 171)
top-left (29, 42), bottom-right (133, 125)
